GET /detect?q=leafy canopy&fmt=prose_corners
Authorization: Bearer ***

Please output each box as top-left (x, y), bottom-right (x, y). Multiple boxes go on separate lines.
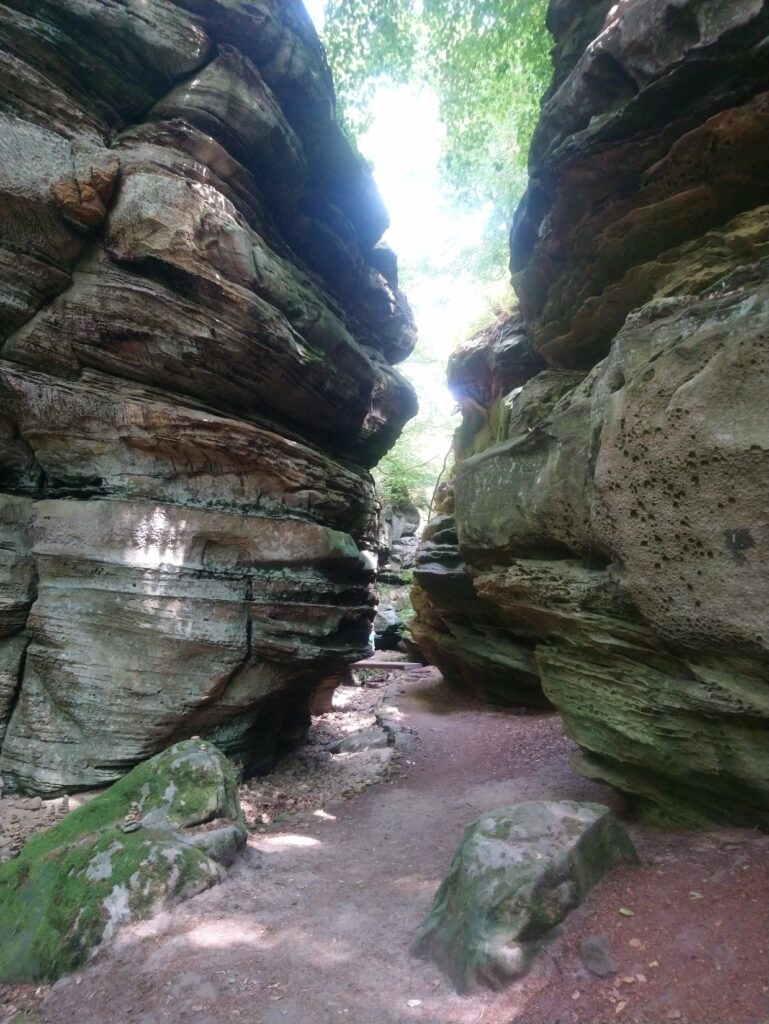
top-left (322, 0), bottom-right (551, 271)
top-left (321, 1), bottom-right (552, 508)
top-left (372, 418), bottom-right (448, 510)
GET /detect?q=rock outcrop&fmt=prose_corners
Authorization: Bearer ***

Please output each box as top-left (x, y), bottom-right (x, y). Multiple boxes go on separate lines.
top-left (413, 0), bottom-right (769, 827)
top-left (412, 801), bottom-right (637, 992)
top-left (380, 494), bottom-right (421, 572)
top-left (0, 739), bottom-right (246, 982)
top-left (375, 494), bottom-right (420, 650)
top-left (411, 314), bottom-right (552, 708)
top-left (0, 0), bottom-right (416, 793)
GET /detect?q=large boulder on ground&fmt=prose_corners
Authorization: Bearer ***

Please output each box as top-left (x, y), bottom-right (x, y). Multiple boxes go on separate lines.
top-left (0, 739), bottom-right (246, 983)
top-left (412, 801), bottom-right (638, 992)
top-left (390, 497), bottom-right (420, 544)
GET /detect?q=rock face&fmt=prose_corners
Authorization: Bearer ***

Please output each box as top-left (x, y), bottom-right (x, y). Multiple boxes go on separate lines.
top-left (378, 494), bottom-right (421, 575)
top-left (410, 319), bottom-right (554, 709)
top-left (413, 0), bottom-right (769, 827)
top-left (0, 739), bottom-right (246, 983)
top-left (412, 801), bottom-right (637, 992)
top-left (372, 601), bottom-right (404, 651)
top-left (0, 1), bottom-right (416, 792)
top-left (375, 495), bottom-right (420, 651)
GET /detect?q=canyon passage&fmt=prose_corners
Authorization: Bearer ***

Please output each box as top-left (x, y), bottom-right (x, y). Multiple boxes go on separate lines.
top-left (1, 1), bottom-right (768, 1022)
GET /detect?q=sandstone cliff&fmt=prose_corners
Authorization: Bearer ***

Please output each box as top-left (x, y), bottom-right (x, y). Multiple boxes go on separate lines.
top-left (0, 0), bottom-right (416, 793)
top-left (412, 0), bottom-right (769, 827)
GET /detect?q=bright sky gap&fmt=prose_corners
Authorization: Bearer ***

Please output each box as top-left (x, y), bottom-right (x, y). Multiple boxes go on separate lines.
top-left (304, 1), bottom-right (509, 470)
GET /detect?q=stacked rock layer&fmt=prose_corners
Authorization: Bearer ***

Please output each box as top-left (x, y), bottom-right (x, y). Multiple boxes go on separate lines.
top-left (0, 0), bottom-right (416, 793)
top-left (412, 0), bottom-right (769, 827)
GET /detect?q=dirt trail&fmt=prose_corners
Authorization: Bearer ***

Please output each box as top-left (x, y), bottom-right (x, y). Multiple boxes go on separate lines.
top-left (12, 669), bottom-right (769, 1024)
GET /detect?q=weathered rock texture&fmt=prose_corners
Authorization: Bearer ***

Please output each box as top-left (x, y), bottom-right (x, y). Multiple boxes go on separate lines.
top-left (380, 494), bottom-right (421, 573)
top-left (412, 0), bottom-right (769, 827)
top-left (374, 495), bottom-right (420, 650)
top-left (0, 0), bottom-right (416, 793)
top-left (0, 739), bottom-right (246, 982)
top-left (412, 801), bottom-right (637, 992)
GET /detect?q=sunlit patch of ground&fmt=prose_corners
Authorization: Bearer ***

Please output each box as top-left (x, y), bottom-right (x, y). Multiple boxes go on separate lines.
top-left (238, 674), bottom-right (405, 830)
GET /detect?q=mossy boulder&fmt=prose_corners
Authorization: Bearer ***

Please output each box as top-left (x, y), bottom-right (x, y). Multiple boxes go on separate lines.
top-left (0, 740), bottom-right (246, 983)
top-left (412, 801), bottom-right (638, 992)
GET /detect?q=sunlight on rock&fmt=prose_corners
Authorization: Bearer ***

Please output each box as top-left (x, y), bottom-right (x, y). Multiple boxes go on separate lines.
top-left (331, 689), bottom-right (354, 710)
top-left (128, 507), bottom-right (188, 568)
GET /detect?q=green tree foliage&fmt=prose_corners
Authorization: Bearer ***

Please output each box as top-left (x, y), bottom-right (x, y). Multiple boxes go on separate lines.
top-left (323, 0), bottom-right (418, 134)
top-left (372, 419), bottom-right (448, 510)
top-left (321, 1), bottom-right (553, 508)
top-left (322, 0), bottom-right (551, 271)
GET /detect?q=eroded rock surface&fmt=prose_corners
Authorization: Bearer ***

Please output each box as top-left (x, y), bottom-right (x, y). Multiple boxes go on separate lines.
top-left (412, 801), bottom-right (637, 992)
top-left (374, 495), bottom-right (421, 651)
top-left (0, 0), bottom-right (416, 792)
top-left (0, 739), bottom-right (246, 983)
top-left (413, 0), bottom-right (769, 827)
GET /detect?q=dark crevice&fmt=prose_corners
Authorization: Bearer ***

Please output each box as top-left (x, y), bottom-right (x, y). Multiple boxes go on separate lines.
top-left (0, 634), bottom-right (31, 757)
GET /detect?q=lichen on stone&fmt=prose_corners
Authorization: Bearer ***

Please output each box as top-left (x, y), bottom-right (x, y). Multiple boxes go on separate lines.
top-left (0, 740), bottom-right (245, 983)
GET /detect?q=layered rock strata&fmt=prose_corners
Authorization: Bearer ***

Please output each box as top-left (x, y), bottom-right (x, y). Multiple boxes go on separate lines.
top-left (374, 495), bottom-right (421, 651)
top-left (0, 0), bottom-right (416, 793)
top-left (413, 0), bottom-right (769, 826)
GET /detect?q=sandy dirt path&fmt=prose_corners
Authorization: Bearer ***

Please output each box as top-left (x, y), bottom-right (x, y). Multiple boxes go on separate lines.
top-left (14, 668), bottom-right (769, 1024)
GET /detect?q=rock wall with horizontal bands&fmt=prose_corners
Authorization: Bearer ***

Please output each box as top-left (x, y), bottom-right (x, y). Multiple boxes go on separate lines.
top-left (0, 0), bottom-right (417, 793)
top-left (412, 0), bottom-right (769, 827)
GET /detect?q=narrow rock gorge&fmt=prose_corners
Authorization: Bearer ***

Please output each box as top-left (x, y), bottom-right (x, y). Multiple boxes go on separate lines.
top-left (412, 0), bottom-right (769, 829)
top-left (2, 0), bottom-right (767, 832)
top-left (0, 0), bottom-right (417, 794)
top-left (1, 2), bottom-right (769, 1019)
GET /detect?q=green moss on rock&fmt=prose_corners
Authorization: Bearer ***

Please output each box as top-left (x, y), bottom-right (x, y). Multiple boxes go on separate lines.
top-left (0, 740), bottom-right (246, 983)
top-left (412, 800), bottom-right (638, 992)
